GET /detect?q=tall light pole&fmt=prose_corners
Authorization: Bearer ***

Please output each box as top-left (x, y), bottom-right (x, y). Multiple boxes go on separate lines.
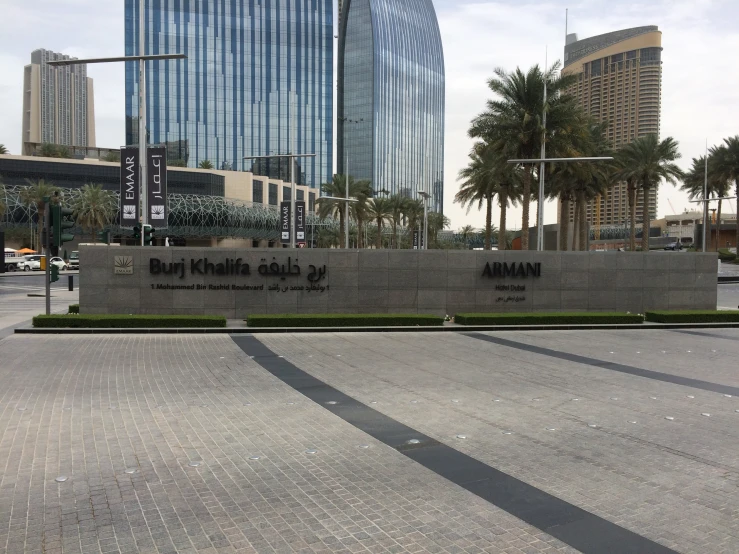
top-left (244, 153), bottom-right (316, 248)
top-left (48, 4), bottom-right (185, 246)
top-left (418, 190), bottom-right (431, 250)
top-left (703, 139), bottom-right (709, 252)
top-left (339, 117), bottom-right (363, 249)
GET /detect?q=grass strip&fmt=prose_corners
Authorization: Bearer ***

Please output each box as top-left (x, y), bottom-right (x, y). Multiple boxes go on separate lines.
top-left (246, 314), bottom-right (445, 328)
top-left (645, 311), bottom-right (739, 323)
top-left (454, 312), bottom-right (644, 326)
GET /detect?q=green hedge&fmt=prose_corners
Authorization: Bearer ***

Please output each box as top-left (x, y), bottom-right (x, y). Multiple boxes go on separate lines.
top-left (645, 311), bottom-right (739, 323)
top-left (246, 314), bottom-right (445, 328)
top-left (33, 315), bottom-right (227, 328)
top-left (718, 249), bottom-right (737, 262)
top-left (454, 312), bottom-right (644, 326)
top-left (68, 304), bottom-right (79, 314)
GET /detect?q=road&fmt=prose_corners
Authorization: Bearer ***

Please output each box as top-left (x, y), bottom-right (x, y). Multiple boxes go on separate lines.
top-left (0, 271), bottom-right (78, 295)
top-left (1, 329), bottom-right (739, 553)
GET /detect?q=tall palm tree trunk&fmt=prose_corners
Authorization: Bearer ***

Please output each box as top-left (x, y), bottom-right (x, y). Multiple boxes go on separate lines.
top-left (578, 192), bottom-right (588, 251)
top-left (376, 219), bottom-right (383, 249)
top-left (560, 196), bottom-right (570, 251)
top-left (521, 168), bottom-right (533, 250)
top-left (642, 186), bottom-right (651, 251)
top-left (484, 193), bottom-right (492, 250)
top-left (735, 184), bottom-right (739, 253)
top-left (339, 211), bottom-right (346, 249)
top-left (716, 199), bottom-right (723, 251)
top-left (629, 184), bottom-right (637, 251)
top-left (498, 192), bottom-right (507, 251)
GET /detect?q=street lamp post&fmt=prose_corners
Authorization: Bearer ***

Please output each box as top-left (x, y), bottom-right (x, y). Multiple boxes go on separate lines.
top-left (339, 117), bottom-right (363, 249)
top-left (243, 153), bottom-right (317, 248)
top-left (418, 191), bottom-right (431, 250)
top-left (48, 4), bottom-right (185, 246)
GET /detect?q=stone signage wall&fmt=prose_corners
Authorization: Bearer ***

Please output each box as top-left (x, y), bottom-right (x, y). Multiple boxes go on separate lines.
top-left (79, 247), bottom-right (718, 318)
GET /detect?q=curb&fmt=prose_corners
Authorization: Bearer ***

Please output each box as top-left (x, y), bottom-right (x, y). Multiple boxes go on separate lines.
top-left (16, 322), bottom-right (739, 334)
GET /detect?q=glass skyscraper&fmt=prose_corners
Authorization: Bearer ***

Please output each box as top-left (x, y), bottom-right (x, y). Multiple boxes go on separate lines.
top-left (125, 0), bottom-right (333, 189)
top-left (338, 0), bottom-right (445, 212)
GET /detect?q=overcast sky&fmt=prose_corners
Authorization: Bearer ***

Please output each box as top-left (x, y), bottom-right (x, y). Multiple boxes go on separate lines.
top-left (1, 0), bottom-right (737, 230)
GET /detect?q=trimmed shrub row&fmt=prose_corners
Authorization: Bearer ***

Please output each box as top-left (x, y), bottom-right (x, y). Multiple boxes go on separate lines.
top-left (645, 311), bottom-right (739, 323)
top-left (718, 249), bottom-right (737, 262)
top-left (68, 304), bottom-right (79, 314)
top-left (454, 312), bottom-right (644, 326)
top-left (33, 315), bottom-right (227, 328)
top-left (246, 314), bottom-right (445, 328)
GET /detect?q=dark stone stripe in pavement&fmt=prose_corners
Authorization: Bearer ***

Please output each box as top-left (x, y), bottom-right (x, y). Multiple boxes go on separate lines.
top-left (467, 332), bottom-right (739, 397)
top-left (231, 334), bottom-right (676, 554)
top-left (673, 329), bottom-right (739, 342)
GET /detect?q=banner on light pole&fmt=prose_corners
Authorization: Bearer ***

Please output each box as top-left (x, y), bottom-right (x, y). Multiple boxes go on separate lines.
top-left (147, 147), bottom-right (168, 228)
top-left (295, 201), bottom-right (306, 245)
top-left (119, 147), bottom-right (140, 228)
top-left (280, 202), bottom-right (291, 244)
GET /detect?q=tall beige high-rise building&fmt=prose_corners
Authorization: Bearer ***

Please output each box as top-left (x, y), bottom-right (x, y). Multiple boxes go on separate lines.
top-left (561, 26), bottom-right (662, 230)
top-left (22, 49), bottom-right (96, 154)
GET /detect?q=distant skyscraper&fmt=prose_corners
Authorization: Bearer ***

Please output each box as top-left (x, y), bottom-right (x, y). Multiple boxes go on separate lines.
top-left (562, 26), bottom-right (663, 227)
top-left (22, 49), bottom-right (96, 152)
top-left (125, 0), bottom-right (333, 189)
top-left (338, 0), bottom-right (445, 212)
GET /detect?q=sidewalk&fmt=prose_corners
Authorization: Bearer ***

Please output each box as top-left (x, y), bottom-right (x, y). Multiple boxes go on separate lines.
top-left (0, 289), bottom-right (79, 340)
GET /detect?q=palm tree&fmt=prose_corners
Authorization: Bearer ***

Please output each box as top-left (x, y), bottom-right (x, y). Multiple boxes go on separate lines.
top-left (317, 175), bottom-right (371, 248)
top-left (403, 199), bottom-right (424, 247)
top-left (168, 159), bottom-right (188, 167)
top-left (617, 134), bottom-right (684, 251)
top-left (388, 194), bottom-right (406, 249)
top-left (681, 155), bottom-right (728, 251)
top-left (0, 144), bottom-right (8, 155)
top-left (427, 212), bottom-right (450, 247)
top-left (350, 182), bottom-right (373, 248)
top-left (72, 184), bottom-right (117, 242)
top-left (316, 225), bottom-right (340, 248)
top-left (367, 197), bottom-right (393, 249)
top-left (19, 179), bottom-right (61, 251)
top-left (455, 142), bottom-right (521, 250)
top-left (199, 160), bottom-right (214, 169)
top-left (469, 62), bottom-right (580, 250)
top-left (711, 137), bottom-right (739, 250)
top-left (458, 225), bottom-right (476, 249)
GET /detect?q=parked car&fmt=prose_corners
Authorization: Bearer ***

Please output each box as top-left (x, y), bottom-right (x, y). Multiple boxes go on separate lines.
top-left (19, 255), bottom-right (42, 271)
top-left (50, 257), bottom-right (68, 271)
top-left (664, 242), bottom-right (683, 251)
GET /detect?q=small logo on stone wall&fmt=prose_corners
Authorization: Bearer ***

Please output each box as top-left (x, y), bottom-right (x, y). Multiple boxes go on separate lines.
top-left (114, 256), bottom-right (134, 275)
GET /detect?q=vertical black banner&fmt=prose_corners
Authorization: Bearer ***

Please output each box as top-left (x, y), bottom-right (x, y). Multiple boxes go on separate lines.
top-left (119, 147), bottom-right (140, 228)
top-left (280, 202), bottom-right (291, 244)
top-left (295, 201), bottom-right (306, 245)
top-left (413, 230), bottom-right (419, 250)
top-left (147, 147), bottom-right (168, 228)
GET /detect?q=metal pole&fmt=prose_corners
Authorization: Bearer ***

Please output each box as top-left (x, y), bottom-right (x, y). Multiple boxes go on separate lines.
top-left (45, 204), bottom-right (51, 315)
top-left (537, 49), bottom-right (548, 251)
top-left (423, 199), bottom-right (428, 250)
top-left (702, 139), bottom-right (708, 252)
top-left (345, 151), bottom-right (350, 249)
top-left (290, 92), bottom-right (296, 249)
top-left (139, 0), bottom-right (147, 245)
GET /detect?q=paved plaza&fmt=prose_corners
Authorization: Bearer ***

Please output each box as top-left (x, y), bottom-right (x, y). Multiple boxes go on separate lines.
top-left (2, 330), bottom-right (739, 553)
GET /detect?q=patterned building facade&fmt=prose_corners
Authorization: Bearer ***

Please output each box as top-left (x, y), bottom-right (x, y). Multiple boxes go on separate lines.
top-left (124, 0), bottom-right (334, 190)
top-left (22, 49), bottom-right (96, 153)
top-left (338, 0), bottom-right (445, 212)
top-left (561, 26), bottom-right (662, 228)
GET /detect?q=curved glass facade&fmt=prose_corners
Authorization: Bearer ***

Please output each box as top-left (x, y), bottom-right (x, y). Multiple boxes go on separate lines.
top-left (125, 0), bottom-right (333, 190)
top-left (338, 0), bottom-right (445, 212)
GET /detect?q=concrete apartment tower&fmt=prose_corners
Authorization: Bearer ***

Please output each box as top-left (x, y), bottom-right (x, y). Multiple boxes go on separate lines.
top-left (22, 49), bottom-right (96, 154)
top-left (561, 26), bottom-right (662, 230)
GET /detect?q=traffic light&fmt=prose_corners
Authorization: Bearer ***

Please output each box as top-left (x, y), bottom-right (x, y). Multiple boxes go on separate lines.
top-left (133, 225), bottom-right (141, 242)
top-left (96, 230), bottom-right (110, 244)
top-left (50, 204), bottom-right (75, 257)
top-left (50, 264), bottom-right (60, 283)
top-left (143, 225), bottom-right (155, 246)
